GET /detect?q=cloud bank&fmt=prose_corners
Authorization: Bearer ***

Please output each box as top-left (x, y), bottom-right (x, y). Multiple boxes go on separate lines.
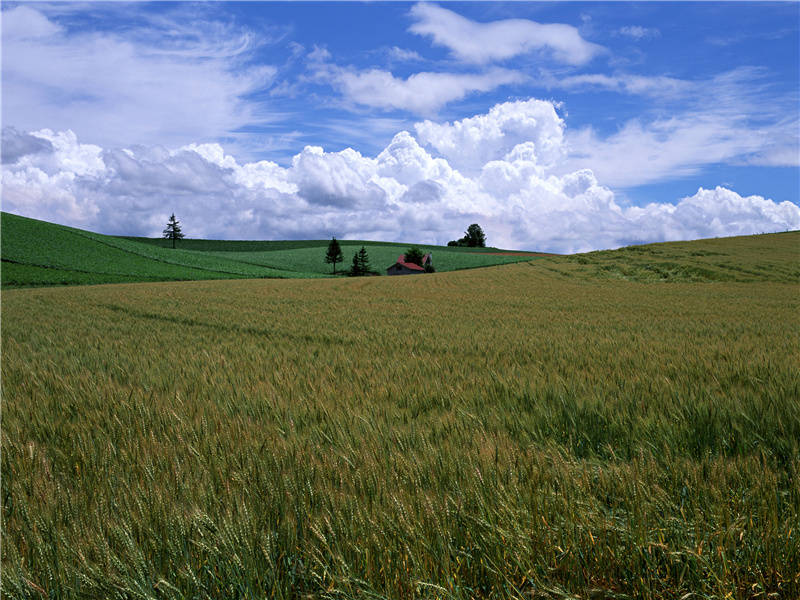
top-left (3, 100), bottom-right (798, 253)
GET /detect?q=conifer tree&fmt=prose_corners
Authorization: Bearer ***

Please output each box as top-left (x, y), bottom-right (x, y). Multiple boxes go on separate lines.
top-left (162, 213), bottom-right (184, 249)
top-left (357, 246), bottom-right (371, 275)
top-left (349, 251), bottom-right (362, 276)
top-left (325, 236), bottom-right (344, 274)
top-left (348, 246), bottom-right (372, 276)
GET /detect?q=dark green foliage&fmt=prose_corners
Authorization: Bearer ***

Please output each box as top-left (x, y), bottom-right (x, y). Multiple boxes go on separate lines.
top-left (349, 252), bottom-right (361, 276)
top-left (358, 246), bottom-right (371, 273)
top-left (349, 246), bottom-right (372, 276)
top-left (447, 223), bottom-right (486, 248)
top-left (404, 246), bottom-right (425, 266)
top-left (449, 223), bottom-right (487, 247)
top-left (465, 223), bottom-right (486, 247)
top-left (162, 213), bottom-right (184, 249)
top-left (324, 236), bottom-right (344, 274)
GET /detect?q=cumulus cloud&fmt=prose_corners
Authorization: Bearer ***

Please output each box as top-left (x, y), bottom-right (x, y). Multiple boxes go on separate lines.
top-left (414, 99), bottom-right (565, 174)
top-left (3, 100), bottom-right (798, 253)
top-left (1, 126), bottom-right (54, 164)
top-left (409, 3), bottom-right (603, 65)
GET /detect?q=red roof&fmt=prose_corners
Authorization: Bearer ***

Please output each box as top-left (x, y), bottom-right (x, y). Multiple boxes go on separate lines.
top-left (394, 254), bottom-right (425, 271)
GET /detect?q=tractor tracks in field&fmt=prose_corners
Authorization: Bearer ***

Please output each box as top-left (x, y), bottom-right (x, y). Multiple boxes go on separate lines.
top-left (96, 302), bottom-right (356, 347)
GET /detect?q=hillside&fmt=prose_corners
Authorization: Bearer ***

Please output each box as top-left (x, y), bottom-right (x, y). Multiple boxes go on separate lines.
top-left (3, 212), bottom-right (798, 290)
top-left (2, 234), bottom-right (798, 598)
top-left (1, 212), bottom-right (540, 288)
top-left (539, 231), bottom-right (800, 283)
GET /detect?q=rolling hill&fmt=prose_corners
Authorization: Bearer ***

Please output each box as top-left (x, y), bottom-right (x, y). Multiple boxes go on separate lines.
top-left (1, 212), bottom-right (543, 288)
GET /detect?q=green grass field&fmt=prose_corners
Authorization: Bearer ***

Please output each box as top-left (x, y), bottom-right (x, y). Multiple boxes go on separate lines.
top-left (1, 213), bottom-right (539, 288)
top-left (2, 227), bottom-right (798, 599)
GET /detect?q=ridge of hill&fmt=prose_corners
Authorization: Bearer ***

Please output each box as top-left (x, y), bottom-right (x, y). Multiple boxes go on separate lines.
top-left (534, 231), bottom-right (800, 283)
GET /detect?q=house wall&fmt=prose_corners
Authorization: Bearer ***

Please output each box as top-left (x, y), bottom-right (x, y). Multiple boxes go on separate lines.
top-left (386, 264), bottom-right (423, 276)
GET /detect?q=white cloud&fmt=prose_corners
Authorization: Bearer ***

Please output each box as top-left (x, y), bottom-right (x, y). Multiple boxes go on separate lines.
top-left (617, 26), bottom-right (660, 40)
top-left (1, 5), bottom-right (274, 149)
top-left (414, 99), bottom-right (565, 174)
top-left (4, 101), bottom-right (798, 254)
top-left (387, 46), bottom-right (424, 62)
top-left (544, 72), bottom-right (691, 98)
top-left (2, 5), bottom-right (61, 39)
top-left (312, 60), bottom-right (523, 116)
top-left (564, 111), bottom-right (798, 189)
top-left (1, 126), bottom-right (54, 164)
top-left (409, 3), bottom-right (603, 65)
top-left (561, 67), bottom-right (800, 186)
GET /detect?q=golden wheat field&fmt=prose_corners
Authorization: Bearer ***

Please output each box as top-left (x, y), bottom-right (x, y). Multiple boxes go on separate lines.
top-left (2, 233), bottom-right (799, 599)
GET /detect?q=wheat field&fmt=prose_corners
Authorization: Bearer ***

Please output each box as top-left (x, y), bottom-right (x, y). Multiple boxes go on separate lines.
top-left (2, 234), bottom-right (799, 599)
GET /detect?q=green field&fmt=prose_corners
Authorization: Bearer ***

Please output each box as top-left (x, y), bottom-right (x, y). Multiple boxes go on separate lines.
top-left (1, 213), bottom-right (538, 288)
top-left (2, 222), bottom-right (799, 599)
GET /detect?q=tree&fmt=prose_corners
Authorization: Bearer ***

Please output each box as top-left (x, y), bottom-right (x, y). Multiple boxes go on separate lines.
top-left (404, 246), bottom-right (425, 266)
top-left (357, 246), bottom-right (371, 275)
top-left (448, 223), bottom-right (486, 247)
top-left (464, 223), bottom-right (486, 247)
top-left (349, 252), bottom-right (362, 276)
top-left (163, 213), bottom-right (184, 249)
top-left (349, 246), bottom-right (372, 276)
top-left (325, 236), bottom-right (344, 274)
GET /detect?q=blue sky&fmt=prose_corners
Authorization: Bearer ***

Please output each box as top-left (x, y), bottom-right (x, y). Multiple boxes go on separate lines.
top-left (2, 1), bottom-right (799, 251)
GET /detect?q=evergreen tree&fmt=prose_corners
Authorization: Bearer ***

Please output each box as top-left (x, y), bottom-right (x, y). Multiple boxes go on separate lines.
top-left (357, 246), bottom-right (371, 274)
top-left (349, 251), bottom-right (362, 276)
top-left (325, 236), bottom-right (344, 274)
top-left (162, 213), bottom-right (184, 249)
top-left (349, 246), bottom-right (371, 276)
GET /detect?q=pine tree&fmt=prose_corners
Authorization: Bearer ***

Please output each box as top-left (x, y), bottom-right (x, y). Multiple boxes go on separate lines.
top-left (325, 236), bottom-right (344, 274)
top-left (357, 246), bottom-right (371, 275)
top-left (349, 251), bottom-right (362, 276)
top-left (163, 213), bottom-right (184, 249)
top-left (349, 246), bottom-right (371, 276)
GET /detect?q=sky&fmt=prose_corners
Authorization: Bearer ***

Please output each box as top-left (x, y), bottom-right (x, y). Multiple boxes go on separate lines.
top-left (2, 1), bottom-right (799, 252)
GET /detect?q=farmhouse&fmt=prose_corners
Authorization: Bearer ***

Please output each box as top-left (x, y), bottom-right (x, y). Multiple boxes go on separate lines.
top-left (386, 253), bottom-right (432, 275)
